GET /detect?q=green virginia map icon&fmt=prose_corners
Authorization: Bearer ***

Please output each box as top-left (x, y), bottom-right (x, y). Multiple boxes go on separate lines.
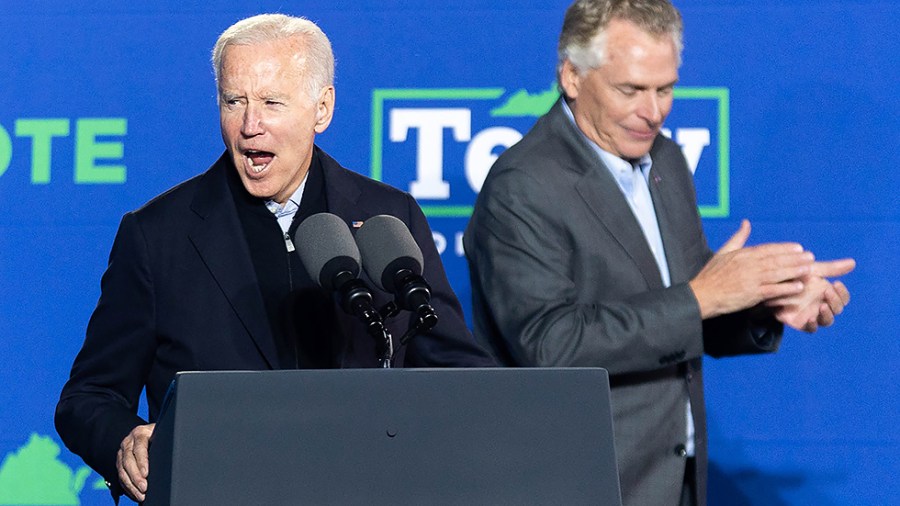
top-left (490, 85), bottom-right (560, 117)
top-left (0, 433), bottom-right (91, 505)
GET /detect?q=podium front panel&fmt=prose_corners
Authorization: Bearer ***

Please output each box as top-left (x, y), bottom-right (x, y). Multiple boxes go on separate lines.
top-left (146, 368), bottom-right (621, 505)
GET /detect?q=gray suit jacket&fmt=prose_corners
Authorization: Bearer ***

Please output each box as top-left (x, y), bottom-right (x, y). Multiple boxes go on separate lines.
top-left (465, 99), bottom-right (781, 506)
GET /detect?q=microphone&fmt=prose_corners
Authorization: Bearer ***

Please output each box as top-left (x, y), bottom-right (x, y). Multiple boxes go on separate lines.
top-left (354, 215), bottom-right (438, 342)
top-left (293, 213), bottom-right (383, 332)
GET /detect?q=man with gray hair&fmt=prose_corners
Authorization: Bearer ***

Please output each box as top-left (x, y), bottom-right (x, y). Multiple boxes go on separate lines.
top-left (465, 1), bottom-right (854, 504)
top-left (56, 13), bottom-right (493, 502)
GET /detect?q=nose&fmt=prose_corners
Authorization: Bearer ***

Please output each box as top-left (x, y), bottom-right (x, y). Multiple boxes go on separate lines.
top-left (241, 104), bottom-right (265, 137)
top-left (637, 92), bottom-right (663, 125)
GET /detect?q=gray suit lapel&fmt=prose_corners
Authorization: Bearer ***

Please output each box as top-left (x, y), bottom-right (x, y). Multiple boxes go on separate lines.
top-left (646, 143), bottom-right (692, 285)
top-left (575, 174), bottom-right (664, 290)
top-left (545, 102), bottom-right (665, 290)
top-left (187, 156), bottom-right (278, 368)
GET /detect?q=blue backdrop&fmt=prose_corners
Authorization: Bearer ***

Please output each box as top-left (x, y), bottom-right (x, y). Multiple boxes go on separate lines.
top-left (1, 1), bottom-right (897, 504)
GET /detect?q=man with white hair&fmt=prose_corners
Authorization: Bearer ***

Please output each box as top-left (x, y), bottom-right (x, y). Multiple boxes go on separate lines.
top-left (56, 14), bottom-right (493, 502)
top-left (465, 1), bottom-right (853, 505)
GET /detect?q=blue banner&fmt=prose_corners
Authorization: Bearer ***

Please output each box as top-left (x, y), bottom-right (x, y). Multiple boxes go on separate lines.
top-left (1, 1), bottom-right (897, 504)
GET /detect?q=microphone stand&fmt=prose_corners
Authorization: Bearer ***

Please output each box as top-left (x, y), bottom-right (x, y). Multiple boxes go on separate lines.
top-left (359, 305), bottom-right (393, 369)
top-left (391, 269), bottom-right (439, 345)
top-left (399, 304), bottom-right (437, 346)
top-left (335, 272), bottom-right (394, 368)
top-left (334, 270), bottom-right (440, 367)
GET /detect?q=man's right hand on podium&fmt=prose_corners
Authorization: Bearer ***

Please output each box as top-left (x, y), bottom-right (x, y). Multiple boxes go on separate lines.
top-left (117, 422), bottom-right (156, 502)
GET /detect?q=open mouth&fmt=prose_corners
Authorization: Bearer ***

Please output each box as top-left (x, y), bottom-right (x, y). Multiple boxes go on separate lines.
top-left (244, 149), bottom-right (275, 173)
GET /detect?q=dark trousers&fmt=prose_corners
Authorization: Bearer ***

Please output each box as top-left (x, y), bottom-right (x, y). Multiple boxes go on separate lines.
top-left (680, 457), bottom-right (697, 506)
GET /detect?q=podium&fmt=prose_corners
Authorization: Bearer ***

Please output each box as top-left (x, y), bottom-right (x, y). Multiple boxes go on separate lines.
top-left (145, 368), bottom-right (621, 505)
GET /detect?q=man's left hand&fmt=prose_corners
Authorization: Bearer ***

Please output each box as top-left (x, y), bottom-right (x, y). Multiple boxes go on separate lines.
top-left (766, 258), bottom-right (855, 332)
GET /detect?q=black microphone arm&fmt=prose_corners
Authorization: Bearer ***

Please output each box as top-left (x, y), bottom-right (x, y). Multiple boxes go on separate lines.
top-left (294, 213), bottom-right (393, 367)
top-left (354, 215), bottom-right (438, 345)
top-left (330, 269), bottom-right (384, 338)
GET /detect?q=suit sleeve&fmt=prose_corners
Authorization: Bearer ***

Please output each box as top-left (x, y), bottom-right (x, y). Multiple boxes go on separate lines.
top-left (704, 308), bottom-right (782, 357)
top-left (55, 212), bottom-right (157, 489)
top-left (398, 194), bottom-right (496, 367)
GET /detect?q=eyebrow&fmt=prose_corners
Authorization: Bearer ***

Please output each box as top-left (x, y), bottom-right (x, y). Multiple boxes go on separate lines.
top-left (618, 78), bottom-right (678, 91)
top-left (261, 93), bottom-right (291, 101)
top-left (218, 90), bottom-right (291, 101)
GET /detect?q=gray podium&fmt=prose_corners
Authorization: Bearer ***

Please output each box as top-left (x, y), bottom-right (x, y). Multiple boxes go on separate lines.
top-left (145, 368), bottom-right (622, 505)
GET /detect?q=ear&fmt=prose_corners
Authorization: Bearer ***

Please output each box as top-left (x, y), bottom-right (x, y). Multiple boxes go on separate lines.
top-left (558, 59), bottom-right (582, 100)
top-left (314, 86), bottom-right (335, 134)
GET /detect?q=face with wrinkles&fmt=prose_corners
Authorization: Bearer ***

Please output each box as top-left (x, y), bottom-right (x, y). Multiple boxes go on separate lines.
top-left (218, 36), bottom-right (334, 204)
top-left (560, 19), bottom-right (678, 160)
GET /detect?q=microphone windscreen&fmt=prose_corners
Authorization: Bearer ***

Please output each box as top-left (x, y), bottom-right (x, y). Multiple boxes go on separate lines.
top-left (293, 213), bottom-right (361, 292)
top-left (355, 215), bottom-right (423, 292)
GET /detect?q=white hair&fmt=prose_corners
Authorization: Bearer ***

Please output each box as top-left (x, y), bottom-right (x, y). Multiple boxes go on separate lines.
top-left (212, 13), bottom-right (335, 101)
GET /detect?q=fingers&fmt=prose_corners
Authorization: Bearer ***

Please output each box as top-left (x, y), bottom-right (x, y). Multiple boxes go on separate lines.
top-left (117, 448), bottom-right (144, 502)
top-left (775, 299), bottom-right (820, 331)
top-left (802, 317), bottom-right (819, 333)
top-left (117, 444), bottom-right (144, 502)
top-left (771, 277), bottom-right (850, 332)
top-left (704, 223), bottom-right (852, 329)
top-left (696, 222), bottom-right (853, 323)
top-left (833, 280), bottom-right (850, 305)
top-left (760, 253), bottom-right (814, 286)
top-left (742, 246), bottom-right (811, 296)
top-left (691, 237), bottom-right (810, 318)
top-left (134, 432), bottom-right (151, 477)
top-left (727, 243), bottom-right (810, 289)
top-left (746, 242), bottom-right (808, 257)
top-left (717, 219), bottom-right (751, 254)
top-left (811, 258), bottom-right (856, 278)
top-left (823, 285), bottom-right (845, 316)
top-left (816, 302), bottom-right (836, 327)
top-left (116, 423), bottom-right (155, 502)
top-left (727, 244), bottom-right (811, 289)
top-left (758, 279), bottom-right (806, 301)
top-left (817, 281), bottom-right (849, 327)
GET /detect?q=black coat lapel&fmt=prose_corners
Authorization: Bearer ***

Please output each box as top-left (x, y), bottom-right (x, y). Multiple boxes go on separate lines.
top-left (187, 154), bottom-right (278, 368)
top-left (317, 147), bottom-right (364, 221)
top-left (305, 148), bottom-right (365, 366)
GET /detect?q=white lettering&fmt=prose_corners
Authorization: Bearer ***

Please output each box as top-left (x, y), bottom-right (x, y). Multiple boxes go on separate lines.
top-left (661, 127), bottom-right (710, 175)
top-left (675, 128), bottom-right (710, 175)
top-left (432, 231), bottom-right (447, 254)
top-left (464, 126), bottom-right (522, 193)
top-left (455, 231), bottom-right (466, 257)
top-left (389, 108), bottom-right (471, 199)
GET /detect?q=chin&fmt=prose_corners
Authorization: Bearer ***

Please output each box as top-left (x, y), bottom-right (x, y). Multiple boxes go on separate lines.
top-left (621, 142), bottom-right (655, 159)
top-left (238, 178), bottom-right (271, 200)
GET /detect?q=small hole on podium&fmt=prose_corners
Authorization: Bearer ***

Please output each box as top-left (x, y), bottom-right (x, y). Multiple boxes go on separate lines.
top-left (386, 429), bottom-right (397, 438)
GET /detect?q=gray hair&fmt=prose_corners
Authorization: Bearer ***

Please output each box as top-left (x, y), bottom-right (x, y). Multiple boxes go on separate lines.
top-left (212, 13), bottom-right (335, 101)
top-left (558, 0), bottom-right (683, 77)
